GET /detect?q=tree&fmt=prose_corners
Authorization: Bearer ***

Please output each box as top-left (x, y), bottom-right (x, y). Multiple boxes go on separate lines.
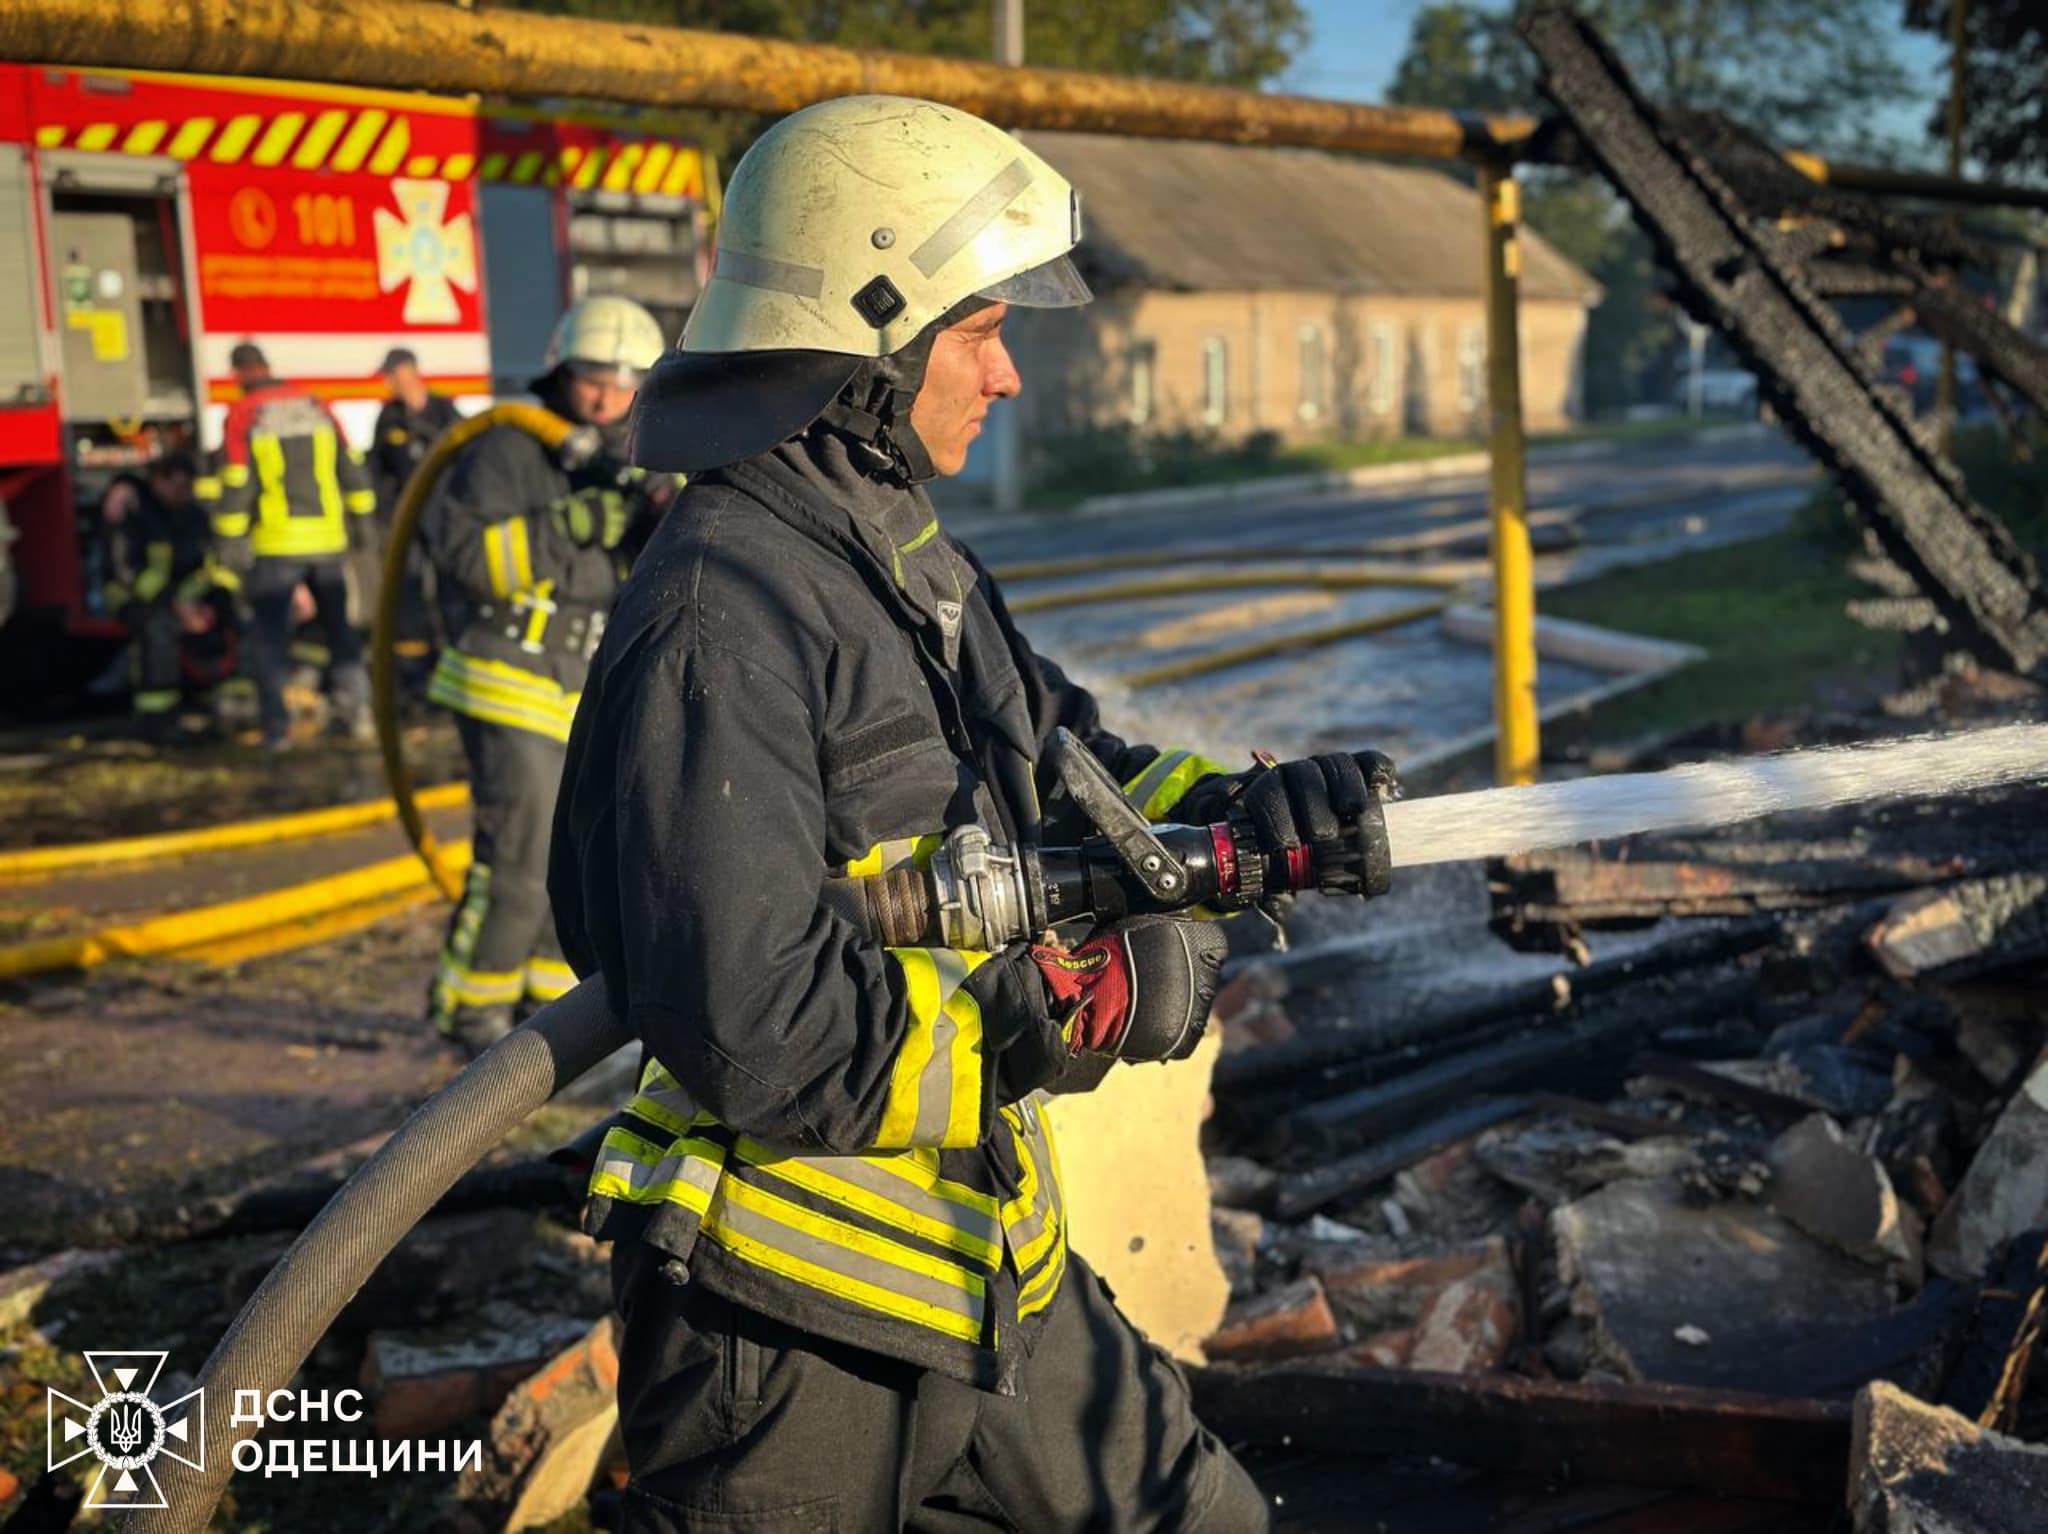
top-left (1386, 2), bottom-right (1913, 417)
top-left (1904, 1), bottom-right (2048, 180)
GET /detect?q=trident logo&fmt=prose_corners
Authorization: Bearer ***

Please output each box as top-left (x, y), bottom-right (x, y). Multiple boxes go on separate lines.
top-left (48, 1351), bottom-right (204, 1512)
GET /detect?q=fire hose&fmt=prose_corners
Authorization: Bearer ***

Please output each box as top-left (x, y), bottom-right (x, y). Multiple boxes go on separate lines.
top-left (370, 400), bottom-right (578, 902)
top-left (130, 729), bottom-right (1392, 1531)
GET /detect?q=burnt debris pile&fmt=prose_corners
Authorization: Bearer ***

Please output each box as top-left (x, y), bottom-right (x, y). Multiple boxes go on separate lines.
top-left (1195, 696), bottom-right (2048, 1530)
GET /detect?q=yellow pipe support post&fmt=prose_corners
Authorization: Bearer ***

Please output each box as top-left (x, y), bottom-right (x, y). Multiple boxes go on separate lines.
top-left (1480, 159), bottom-right (1539, 788)
top-left (0, 782), bottom-right (469, 881)
top-left (372, 402), bottom-right (573, 901)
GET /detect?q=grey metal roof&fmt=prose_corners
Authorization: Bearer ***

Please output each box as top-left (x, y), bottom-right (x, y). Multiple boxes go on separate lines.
top-left (1018, 130), bottom-right (1601, 304)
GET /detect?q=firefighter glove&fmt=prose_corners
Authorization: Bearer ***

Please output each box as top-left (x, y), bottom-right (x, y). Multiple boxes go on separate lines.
top-left (1030, 915), bottom-right (1226, 1064)
top-left (551, 488), bottom-right (632, 550)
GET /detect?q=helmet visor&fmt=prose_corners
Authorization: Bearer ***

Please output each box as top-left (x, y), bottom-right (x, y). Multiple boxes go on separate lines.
top-left (977, 252), bottom-right (1092, 309)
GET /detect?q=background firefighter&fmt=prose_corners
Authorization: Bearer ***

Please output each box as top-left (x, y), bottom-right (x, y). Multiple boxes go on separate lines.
top-left (202, 342), bottom-right (380, 751)
top-left (421, 295), bottom-right (672, 1055)
top-left (551, 96), bottom-right (1392, 1532)
top-left (98, 452), bottom-right (235, 744)
top-left (369, 346), bottom-right (463, 693)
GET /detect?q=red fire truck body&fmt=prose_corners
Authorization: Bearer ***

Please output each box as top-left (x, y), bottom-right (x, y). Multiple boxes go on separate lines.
top-left (0, 63), bottom-right (713, 674)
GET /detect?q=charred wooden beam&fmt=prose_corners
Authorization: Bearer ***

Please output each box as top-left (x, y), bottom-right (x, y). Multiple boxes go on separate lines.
top-left (1191, 1365), bottom-right (1851, 1504)
top-left (1285, 974), bottom-right (1758, 1151)
top-left (1519, 0), bottom-right (2048, 674)
top-left (1274, 1096), bottom-right (1536, 1219)
top-left (1869, 873), bottom-right (2048, 982)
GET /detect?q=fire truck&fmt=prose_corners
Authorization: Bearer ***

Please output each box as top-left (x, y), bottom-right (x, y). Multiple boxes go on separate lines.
top-left (0, 63), bottom-right (715, 697)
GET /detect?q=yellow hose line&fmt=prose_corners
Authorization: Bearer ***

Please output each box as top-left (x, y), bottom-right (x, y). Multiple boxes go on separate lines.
top-left (373, 402), bottom-right (573, 901)
top-left (179, 886), bottom-right (441, 968)
top-left (1119, 596), bottom-right (1454, 689)
top-left (1007, 566), bottom-right (1466, 616)
top-left (0, 841), bottom-right (472, 980)
top-left (0, 783), bottom-right (470, 881)
top-left (990, 545), bottom-right (1469, 583)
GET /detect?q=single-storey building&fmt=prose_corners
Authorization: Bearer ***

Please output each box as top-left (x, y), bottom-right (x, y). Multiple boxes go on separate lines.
top-left (1001, 132), bottom-right (1602, 452)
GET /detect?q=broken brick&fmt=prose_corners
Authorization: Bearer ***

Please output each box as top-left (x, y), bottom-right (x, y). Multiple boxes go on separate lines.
top-left (362, 1304), bottom-right (595, 1439)
top-left (1204, 1276), bottom-right (1338, 1363)
top-left (1347, 1328), bottom-right (1415, 1369)
top-left (455, 1316), bottom-right (622, 1533)
top-left (1309, 1236), bottom-right (1509, 1337)
top-left (1406, 1254), bottom-right (1521, 1374)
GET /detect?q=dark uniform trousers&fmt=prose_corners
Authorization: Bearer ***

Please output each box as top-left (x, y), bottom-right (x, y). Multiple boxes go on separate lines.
top-left (612, 1243), bottom-right (1269, 1534)
top-left (244, 557), bottom-right (365, 743)
top-left (435, 713), bottom-right (569, 1015)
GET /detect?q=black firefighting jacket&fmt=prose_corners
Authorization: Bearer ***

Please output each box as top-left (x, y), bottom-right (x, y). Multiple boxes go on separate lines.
top-left (419, 403), bottom-right (638, 744)
top-left (549, 430), bottom-right (1224, 1391)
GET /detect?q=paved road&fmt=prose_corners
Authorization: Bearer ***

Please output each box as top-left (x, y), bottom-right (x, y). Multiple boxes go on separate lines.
top-left (948, 429), bottom-right (1818, 771)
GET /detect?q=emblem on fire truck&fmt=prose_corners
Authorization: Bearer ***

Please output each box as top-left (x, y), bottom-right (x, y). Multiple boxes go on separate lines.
top-left (374, 179), bottom-right (478, 325)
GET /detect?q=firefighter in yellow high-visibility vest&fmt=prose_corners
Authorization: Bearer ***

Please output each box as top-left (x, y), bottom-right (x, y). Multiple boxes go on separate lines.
top-left (204, 343), bottom-right (379, 751)
top-left (420, 296), bottom-right (672, 1054)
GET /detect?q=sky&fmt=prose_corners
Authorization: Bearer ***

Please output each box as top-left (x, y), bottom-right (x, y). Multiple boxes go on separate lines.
top-left (1278, 0), bottom-right (1951, 166)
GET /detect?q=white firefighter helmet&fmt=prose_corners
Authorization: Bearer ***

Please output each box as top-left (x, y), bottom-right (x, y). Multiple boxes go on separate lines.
top-left (634, 95), bottom-right (1091, 474)
top-left (543, 295), bottom-right (667, 383)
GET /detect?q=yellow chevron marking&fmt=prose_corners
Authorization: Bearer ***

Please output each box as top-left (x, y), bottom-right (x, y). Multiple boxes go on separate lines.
top-left (209, 114), bottom-right (262, 163)
top-left (404, 155), bottom-right (439, 177)
top-left (367, 117), bottom-right (411, 176)
top-left (35, 125), bottom-right (65, 148)
top-left (572, 148), bottom-right (607, 190)
top-left (292, 109), bottom-right (350, 169)
top-left (660, 148), bottom-right (701, 198)
top-left (602, 142), bottom-right (643, 191)
top-left (251, 112), bottom-right (304, 167)
top-left (330, 109), bottom-right (388, 173)
top-left (478, 152), bottom-right (508, 181)
top-left (440, 152), bottom-right (476, 181)
top-left (509, 151), bottom-right (542, 184)
top-left (632, 141), bottom-right (674, 194)
top-left (75, 122), bottom-right (118, 152)
top-left (122, 121), bottom-right (168, 155)
top-left (167, 119), bottom-right (214, 159)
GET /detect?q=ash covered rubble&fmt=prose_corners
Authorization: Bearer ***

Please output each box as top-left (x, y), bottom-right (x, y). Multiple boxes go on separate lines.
top-left (1193, 689), bottom-right (2048, 1524)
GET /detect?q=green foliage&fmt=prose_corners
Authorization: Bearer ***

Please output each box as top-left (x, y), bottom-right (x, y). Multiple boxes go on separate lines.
top-left (1903, 1), bottom-right (2048, 178)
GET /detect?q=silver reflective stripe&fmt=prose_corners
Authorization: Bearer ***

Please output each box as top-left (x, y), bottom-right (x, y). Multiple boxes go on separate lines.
top-left (708, 1187), bottom-right (987, 1325)
top-left (598, 1137), bottom-right (724, 1204)
top-left (1003, 1109), bottom-right (1061, 1266)
top-left (742, 1143), bottom-right (1003, 1255)
top-left (911, 158), bottom-right (1033, 279)
top-left (717, 246), bottom-right (826, 300)
top-left (915, 948), bottom-right (971, 1146)
top-left (1123, 750), bottom-right (1191, 816)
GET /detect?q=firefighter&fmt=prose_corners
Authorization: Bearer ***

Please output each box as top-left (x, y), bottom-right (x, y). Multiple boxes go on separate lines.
top-left (420, 295), bottom-right (669, 1055)
top-left (205, 342), bottom-right (380, 751)
top-left (100, 451), bottom-right (231, 743)
top-left (369, 348), bottom-right (462, 686)
top-left (550, 97), bottom-right (1391, 1532)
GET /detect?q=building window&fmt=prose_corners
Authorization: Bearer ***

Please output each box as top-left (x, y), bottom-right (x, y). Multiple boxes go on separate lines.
top-left (1458, 324), bottom-right (1484, 412)
top-left (1128, 337), bottom-right (1157, 427)
top-left (1201, 336), bottom-right (1228, 426)
top-left (1297, 324), bottom-right (1327, 422)
top-left (1369, 322), bottom-right (1396, 416)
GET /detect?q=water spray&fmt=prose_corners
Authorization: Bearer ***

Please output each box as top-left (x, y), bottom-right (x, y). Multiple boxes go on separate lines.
top-left (1383, 722), bottom-right (2048, 867)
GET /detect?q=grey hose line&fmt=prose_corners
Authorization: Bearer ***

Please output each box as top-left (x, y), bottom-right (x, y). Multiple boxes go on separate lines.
top-left (132, 980), bottom-right (629, 1534)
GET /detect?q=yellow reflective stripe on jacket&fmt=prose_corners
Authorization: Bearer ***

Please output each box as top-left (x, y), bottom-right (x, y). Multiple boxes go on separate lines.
top-left (427, 649), bottom-right (580, 743)
top-left (482, 519), bottom-right (536, 599)
top-left (1122, 747), bottom-right (1230, 822)
top-left (704, 1173), bottom-right (988, 1343)
top-left (731, 1138), bottom-right (1001, 1268)
top-left (1001, 1099), bottom-right (1069, 1318)
top-left (219, 464), bottom-right (251, 490)
top-left (875, 947), bottom-right (989, 1151)
top-left (589, 1124), bottom-right (725, 1212)
top-left (194, 474), bottom-right (223, 502)
top-left (525, 954), bottom-right (576, 1001)
top-left (251, 432), bottom-right (290, 525)
top-left (841, 833), bottom-right (945, 878)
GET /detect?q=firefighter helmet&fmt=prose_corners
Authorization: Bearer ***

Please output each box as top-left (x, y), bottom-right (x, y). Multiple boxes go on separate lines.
top-left (633, 95), bottom-right (1091, 475)
top-left (543, 295), bottom-right (667, 384)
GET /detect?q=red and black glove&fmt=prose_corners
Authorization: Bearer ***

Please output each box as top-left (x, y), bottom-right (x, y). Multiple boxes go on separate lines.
top-left (1029, 916), bottom-right (1227, 1064)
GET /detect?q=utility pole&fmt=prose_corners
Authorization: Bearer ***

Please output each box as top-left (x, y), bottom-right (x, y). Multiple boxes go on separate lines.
top-left (1935, 0), bottom-right (1966, 452)
top-left (990, 0), bottom-right (1025, 516)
